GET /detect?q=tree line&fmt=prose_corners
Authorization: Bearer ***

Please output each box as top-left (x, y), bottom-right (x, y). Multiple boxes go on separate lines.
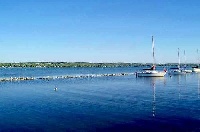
top-left (0, 62), bottom-right (198, 68)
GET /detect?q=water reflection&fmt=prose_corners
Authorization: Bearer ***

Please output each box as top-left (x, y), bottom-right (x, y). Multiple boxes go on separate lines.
top-left (136, 77), bottom-right (166, 117)
top-left (198, 80), bottom-right (200, 99)
top-left (149, 78), bottom-right (165, 117)
top-left (170, 75), bottom-right (186, 99)
top-left (179, 85), bottom-right (182, 99)
top-left (136, 76), bottom-right (166, 84)
top-left (152, 82), bottom-right (156, 117)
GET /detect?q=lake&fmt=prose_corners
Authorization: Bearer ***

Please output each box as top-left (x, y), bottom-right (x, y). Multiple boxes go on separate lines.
top-left (0, 67), bottom-right (199, 131)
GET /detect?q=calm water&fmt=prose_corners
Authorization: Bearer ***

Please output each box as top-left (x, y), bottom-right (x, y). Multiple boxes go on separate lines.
top-left (0, 67), bottom-right (200, 131)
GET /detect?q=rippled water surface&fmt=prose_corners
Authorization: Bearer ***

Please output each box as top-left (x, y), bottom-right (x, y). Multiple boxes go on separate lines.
top-left (0, 67), bottom-right (200, 131)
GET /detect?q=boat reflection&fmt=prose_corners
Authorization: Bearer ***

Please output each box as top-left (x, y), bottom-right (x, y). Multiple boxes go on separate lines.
top-left (136, 76), bottom-right (166, 85)
top-left (172, 74), bottom-right (186, 99)
top-left (136, 77), bottom-right (166, 117)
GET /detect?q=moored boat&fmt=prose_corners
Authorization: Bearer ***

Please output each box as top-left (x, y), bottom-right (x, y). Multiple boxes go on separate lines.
top-left (182, 69), bottom-right (192, 73)
top-left (137, 68), bottom-right (166, 77)
top-left (192, 66), bottom-right (200, 73)
top-left (169, 48), bottom-right (186, 75)
top-left (169, 68), bottom-right (186, 75)
top-left (136, 36), bottom-right (167, 77)
top-left (192, 49), bottom-right (200, 73)
top-left (182, 50), bottom-right (192, 73)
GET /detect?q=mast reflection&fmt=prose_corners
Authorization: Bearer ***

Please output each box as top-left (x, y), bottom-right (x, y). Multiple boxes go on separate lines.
top-left (152, 81), bottom-right (156, 117)
top-left (198, 80), bottom-right (200, 99)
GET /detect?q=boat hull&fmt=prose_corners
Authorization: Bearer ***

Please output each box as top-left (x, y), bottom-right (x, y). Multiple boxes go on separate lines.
top-left (192, 68), bottom-right (200, 73)
top-left (137, 71), bottom-right (166, 77)
top-left (182, 69), bottom-right (192, 73)
top-left (169, 70), bottom-right (186, 75)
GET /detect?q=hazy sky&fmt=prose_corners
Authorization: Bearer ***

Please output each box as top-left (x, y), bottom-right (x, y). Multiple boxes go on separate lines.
top-left (0, 0), bottom-right (200, 63)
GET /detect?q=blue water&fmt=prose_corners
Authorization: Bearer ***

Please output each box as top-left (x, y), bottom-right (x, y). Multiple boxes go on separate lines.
top-left (0, 67), bottom-right (200, 131)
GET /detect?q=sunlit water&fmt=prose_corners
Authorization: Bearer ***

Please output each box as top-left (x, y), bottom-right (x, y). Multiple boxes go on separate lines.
top-left (0, 67), bottom-right (200, 131)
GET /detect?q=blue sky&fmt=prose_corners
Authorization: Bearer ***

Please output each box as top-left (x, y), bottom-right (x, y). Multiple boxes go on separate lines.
top-left (0, 0), bottom-right (200, 63)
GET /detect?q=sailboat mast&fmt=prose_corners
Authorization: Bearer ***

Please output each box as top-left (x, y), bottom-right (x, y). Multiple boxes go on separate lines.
top-left (197, 49), bottom-right (199, 65)
top-left (178, 48), bottom-right (180, 68)
top-left (184, 50), bottom-right (186, 68)
top-left (184, 50), bottom-right (186, 63)
top-left (152, 36), bottom-right (155, 65)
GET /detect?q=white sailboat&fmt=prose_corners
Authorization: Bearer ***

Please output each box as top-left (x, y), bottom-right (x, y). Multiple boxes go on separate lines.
top-left (192, 49), bottom-right (200, 73)
top-left (193, 66), bottom-right (200, 72)
top-left (136, 36), bottom-right (166, 77)
top-left (169, 48), bottom-right (186, 75)
top-left (182, 50), bottom-right (192, 73)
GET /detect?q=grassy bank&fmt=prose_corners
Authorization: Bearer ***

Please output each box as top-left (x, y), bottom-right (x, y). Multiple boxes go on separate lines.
top-left (0, 62), bottom-right (198, 68)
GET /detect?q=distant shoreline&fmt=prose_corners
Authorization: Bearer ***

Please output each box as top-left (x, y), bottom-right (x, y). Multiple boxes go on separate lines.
top-left (0, 62), bottom-right (198, 68)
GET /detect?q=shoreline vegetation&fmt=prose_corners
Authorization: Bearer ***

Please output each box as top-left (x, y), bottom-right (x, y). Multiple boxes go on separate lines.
top-left (0, 62), bottom-right (198, 68)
